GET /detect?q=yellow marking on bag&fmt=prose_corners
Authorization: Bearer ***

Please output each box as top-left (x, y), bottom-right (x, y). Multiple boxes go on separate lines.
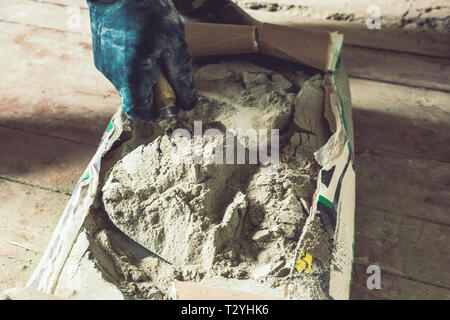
top-left (295, 250), bottom-right (312, 274)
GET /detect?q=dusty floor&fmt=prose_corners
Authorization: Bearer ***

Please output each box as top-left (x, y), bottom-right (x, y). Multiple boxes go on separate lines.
top-left (0, 0), bottom-right (449, 299)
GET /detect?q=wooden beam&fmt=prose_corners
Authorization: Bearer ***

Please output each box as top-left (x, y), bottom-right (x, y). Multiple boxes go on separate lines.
top-left (0, 180), bottom-right (69, 293)
top-left (258, 22), bottom-right (342, 71)
top-left (0, 126), bottom-right (95, 192)
top-left (239, 0), bottom-right (449, 17)
top-left (1, 287), bottom-right (64, 300)
top-left (185, 22), bottom-right (258, 56)
top-left (355, 148), bottom-right (450, 226)
top-left (351, 263), bottom-right (450, 299)
top-left (244, 9), bottom-right (450, 59)
top-left (342, 47), bottom-right (450, 92)
top-left (33, 0), bottom-right (88, 9)
top-left (0, 21), bottom-right (120, 144)
top-left (0, 0), bottom-right (91, 34)
top-left (245, 9), bottom-right (450, 91)
top-left (354, 205), bottom-right (450, 289)
top-left (0, 1), bottom-right (340, 72)
top-left (351, 78), bottom-right (450, 162)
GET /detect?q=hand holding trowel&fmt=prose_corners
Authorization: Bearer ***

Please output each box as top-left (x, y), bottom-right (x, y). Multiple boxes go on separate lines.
top-left (153, 73), bottom-right (180, 136)
top-left (89, 0), bottom-right (344, 264)
top-left (26, 1), bottom-right (348, 294)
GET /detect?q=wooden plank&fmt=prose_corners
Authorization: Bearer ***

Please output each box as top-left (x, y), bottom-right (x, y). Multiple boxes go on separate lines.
top-left (5, 0), bottom-right (450, 60)
top-left (1, 287), bottom-right (64, 300)
top-left (245, 9), bottom-right (450, 91)
top-left (185, 22), bottom-right (258, 56)
top-left (328, 22), bottom-right (449, 59)
top-left (258, 22), bottom-right (342, 72)
top-left (244, 9), bottom-right (450, 58)
top-left (44, 0), bottom-right (449, 18)
top-left (0, 126), bottom-right (95, 193)
top-left (355, 148), bottom-right (450, 226)
top-left (0, 0), bottom-right (91, 34)
top-left (354, 205), bottom-right (450, 288)
top-left (239, 0), bottom-right (449, 17)
top-left (0, 21), bottom-right (120, 144)
top-left (0, 180), bottom-right (69, 292)
top-left (350, 263), bottom-right (450, 300)
top-left (32, 0), bottom-right (88, 9)
top-left (342, 46), bottom-right (450, 92)
top-left (1, 1), bottom-right (259, 57)
top-left (0, 1), bottom-right (338, 72)
top-left (350, 78), bottom-right (450, 162)
top-left (5, 0), bottom-right (448, 91)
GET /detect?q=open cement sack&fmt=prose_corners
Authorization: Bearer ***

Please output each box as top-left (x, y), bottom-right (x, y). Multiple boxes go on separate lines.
top-left (25, 55), bottom-right (355, 300)
top-left (25, 15), bottom-right (355, 300)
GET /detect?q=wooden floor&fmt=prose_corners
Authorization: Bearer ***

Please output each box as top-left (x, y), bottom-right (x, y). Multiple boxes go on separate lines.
top-left (0, 0), bottom-right (449, 299)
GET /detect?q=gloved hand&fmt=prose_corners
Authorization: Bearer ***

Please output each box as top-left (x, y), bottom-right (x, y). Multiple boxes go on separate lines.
top-left (87, 0), bottom-right (197, 121)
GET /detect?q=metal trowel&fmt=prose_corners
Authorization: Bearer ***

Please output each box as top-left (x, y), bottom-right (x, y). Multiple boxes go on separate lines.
top-left (104, 73), bottom-right (181, 265)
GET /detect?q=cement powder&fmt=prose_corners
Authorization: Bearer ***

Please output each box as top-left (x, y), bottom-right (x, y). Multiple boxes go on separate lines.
top-left (64, 59), bottom-right (332, 299)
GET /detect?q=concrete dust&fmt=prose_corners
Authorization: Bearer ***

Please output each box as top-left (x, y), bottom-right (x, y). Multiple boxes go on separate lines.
top-left (237, 0), bottom-right (450, 33)
top-left (64, 59), bottom-right (332, 299)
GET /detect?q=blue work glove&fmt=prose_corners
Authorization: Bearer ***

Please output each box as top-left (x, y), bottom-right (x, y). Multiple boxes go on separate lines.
top-left (87, 0), bottom-right (197, 121)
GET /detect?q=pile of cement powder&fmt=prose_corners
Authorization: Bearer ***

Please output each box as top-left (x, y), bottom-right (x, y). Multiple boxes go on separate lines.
top-left (79, 59), bottom-right (331, 299)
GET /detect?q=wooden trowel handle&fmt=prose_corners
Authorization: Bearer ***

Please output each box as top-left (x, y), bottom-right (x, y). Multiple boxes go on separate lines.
top-left (153, 73), bottom-right (179, 118)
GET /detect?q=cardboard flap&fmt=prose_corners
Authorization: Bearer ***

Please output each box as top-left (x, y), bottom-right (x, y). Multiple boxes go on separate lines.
top-left (258, 22), bottom-right (343, 72)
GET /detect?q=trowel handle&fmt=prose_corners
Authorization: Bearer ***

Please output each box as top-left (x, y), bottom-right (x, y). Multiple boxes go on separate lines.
top-left (153, 73), bottom-right (179, 118)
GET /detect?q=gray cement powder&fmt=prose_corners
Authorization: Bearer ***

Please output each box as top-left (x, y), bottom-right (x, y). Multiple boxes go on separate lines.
top-left (67, 59), bottom-right (332, 300)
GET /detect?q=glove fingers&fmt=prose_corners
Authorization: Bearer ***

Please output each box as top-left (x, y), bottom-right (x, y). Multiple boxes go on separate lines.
top-left (120, 58), bottom-right (161, 121)
top-left (161, 36), bottom-right (197, 111)
top-left (88, 0), bottom-right (197, 120)
top-left (89, 1), bottom-right (164, 121)
top-left (159, 5), bottom-right (197, 111)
